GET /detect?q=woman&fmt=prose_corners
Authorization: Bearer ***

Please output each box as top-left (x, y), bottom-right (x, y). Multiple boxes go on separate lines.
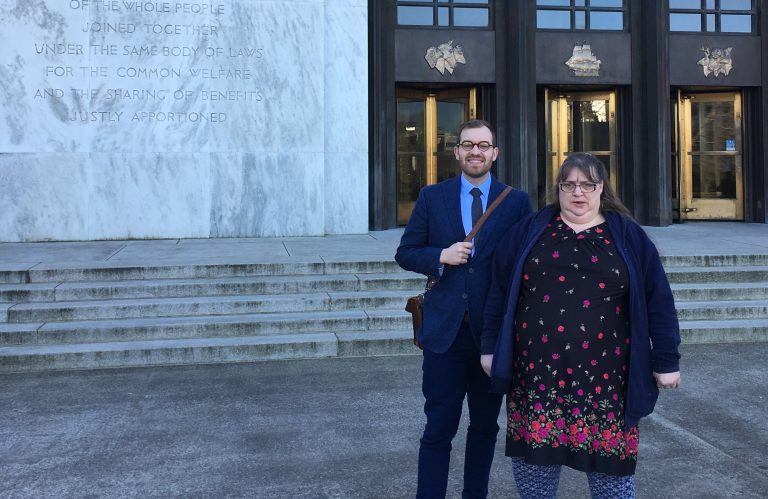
top-left (481, 152), bottom-right (681, 498)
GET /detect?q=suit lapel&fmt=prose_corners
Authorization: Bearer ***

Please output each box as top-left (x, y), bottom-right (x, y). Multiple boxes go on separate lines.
top-left (441, 176), bottom-right (465, 242)
top-left (473, 179), bottom-right (505, 256)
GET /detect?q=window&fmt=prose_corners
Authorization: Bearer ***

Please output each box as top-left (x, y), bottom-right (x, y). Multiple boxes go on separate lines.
top-left (669, 0), bottom-right (755, 33)
top-left (536, 0), bottom-right (625, 31)
top-left (397, 0), bottom-right (491, 28)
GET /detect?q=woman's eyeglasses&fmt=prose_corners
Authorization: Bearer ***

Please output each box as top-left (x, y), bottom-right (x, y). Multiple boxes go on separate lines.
top-left (559, 181), bottom-right (600, 193)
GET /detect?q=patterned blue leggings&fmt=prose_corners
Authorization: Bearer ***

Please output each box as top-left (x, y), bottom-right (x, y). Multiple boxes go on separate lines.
top-left (511, 457), bottom-right (635, 499)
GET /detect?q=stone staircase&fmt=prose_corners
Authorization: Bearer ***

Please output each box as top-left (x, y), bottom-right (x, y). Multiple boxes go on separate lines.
top-left (1, 254), bottom-right (767, 372)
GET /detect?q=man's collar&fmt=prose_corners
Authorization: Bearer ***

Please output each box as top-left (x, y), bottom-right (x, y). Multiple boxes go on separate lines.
top-left (460, 174), bottom-right (492, 197)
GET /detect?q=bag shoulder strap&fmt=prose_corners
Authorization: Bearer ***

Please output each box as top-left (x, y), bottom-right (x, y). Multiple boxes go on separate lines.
top-left (463, 186), bottom-right (513, 242)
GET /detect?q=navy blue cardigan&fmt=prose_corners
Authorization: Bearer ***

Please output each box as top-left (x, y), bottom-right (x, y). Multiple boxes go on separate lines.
top-left (481, 207), bottom-right (681, 429)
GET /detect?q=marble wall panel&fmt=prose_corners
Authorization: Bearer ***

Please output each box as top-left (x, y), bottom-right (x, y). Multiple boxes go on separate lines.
top-left (323, 152), bottom-right (369, 234)
top-left (87, 153), bottom-right (212, 239)
top-left (209, 152), bottom-right (324, 237)
top-left (0, 153), bottom-right (89, 241)
top-left (0, 4), bottom-right (91, 152)
top-left (324, 1), bottom-right (368, 154)
top-left (209, 1), bottom-right (325, 153)
top-left (0, 0), bottom-right (371, 241)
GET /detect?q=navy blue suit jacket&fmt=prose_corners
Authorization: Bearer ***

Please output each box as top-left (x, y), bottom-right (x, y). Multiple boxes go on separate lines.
top-left (395, 175), bottom-right (532, 354)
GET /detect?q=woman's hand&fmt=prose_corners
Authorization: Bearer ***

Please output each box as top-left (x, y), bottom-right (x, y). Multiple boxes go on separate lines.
top-left (481, 354), bottom-right (493, 377)
top-left (653, 371), bottom-right (681, 389)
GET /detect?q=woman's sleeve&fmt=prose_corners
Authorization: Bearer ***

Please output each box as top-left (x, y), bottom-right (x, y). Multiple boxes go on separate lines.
top-left (638, 228), bottom-right (682, 373)
top-left (481, 224), bottom-right (521, 354)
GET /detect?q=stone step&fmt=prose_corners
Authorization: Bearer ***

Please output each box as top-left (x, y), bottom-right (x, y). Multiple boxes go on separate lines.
top-left (670, 283), bottom-right (768, 301)
top-left (675, 300), bottom-right (768, 321)
top-left (0, 329), bottom-right (416, 373)
top-left (12, 259), bottom-right (408, 284)
top-left (0, 309), bottom-right (413, 345)
top-left (679, 319), bottom-right (768, 343)
top-left (665, 266), bottom-right (768, 284)
top-left (5, 290), bottom-right (414, 323)
top-left (0, 272), bottom-right (425, 303)
top-left (660, 254), bottom-right (768, 268)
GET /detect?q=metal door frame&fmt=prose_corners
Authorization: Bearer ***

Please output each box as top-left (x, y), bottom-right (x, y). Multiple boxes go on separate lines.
top-left (677, 91), bottom-right (744, 220)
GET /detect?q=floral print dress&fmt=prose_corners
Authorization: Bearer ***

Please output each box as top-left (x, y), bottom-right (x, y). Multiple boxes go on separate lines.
top-left (506, 215), bottom-right (638, 476)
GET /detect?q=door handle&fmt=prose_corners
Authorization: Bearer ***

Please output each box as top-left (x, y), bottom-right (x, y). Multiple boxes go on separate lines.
top-left (681, 207), bottom-right (698, 213)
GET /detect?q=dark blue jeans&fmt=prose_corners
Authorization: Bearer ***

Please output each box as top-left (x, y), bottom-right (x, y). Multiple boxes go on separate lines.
top-left (417, 321), bottom-right (503, 499)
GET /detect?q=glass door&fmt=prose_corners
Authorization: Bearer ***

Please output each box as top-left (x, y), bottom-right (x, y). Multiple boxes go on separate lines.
top-left (677, 92), bottom-right (744, 220)
top-left (545, 90), bottom-right (617, 201)
top-left (396, 87), bottom-right (477, 224)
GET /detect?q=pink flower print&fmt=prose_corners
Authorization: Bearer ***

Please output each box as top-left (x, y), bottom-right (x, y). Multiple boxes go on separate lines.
top-left (534, 402), bottom-right (543, 411)
top-left (543, 294), bottom-right (550, 303)
top-left (615, 306), bottom-right (621, 314)
top-left (592, 440), bottom-right (601, 450)
top-left (577, 389), bottom-right (584, 396)
top-left (603, 373), bottom-right (610, 380)
top-left (558, 433), bottom-right (569, 445)
top-left (555, 418), bottom-right (566, 430)
top-left (582, 299), bottom-right (591, 308)
top-left (604, 239), bottom-right (611, 245)
top-left (575, 432), bottom-right (587, 443)
top-left (557, 397), bottom-right (564, 403)
top-left (591, 255), bottom-right (599, 263)
top-left (592, 402), bottom-right (599, 409)
top-left (558, 380), bottom-right (566, 388)
top-left (552, 250), bottom-right (560, 259)
top-left (523, 274), bottom-right (529, 281)
top-left (614, 347), bottom-right (622, 356)
top-left (577, 234), bottom-right (586, 240)
top-left (552, 353), bottom-right (560, 360)
top-left (557, 325), bottom-right (565, 333)
top-left (566, 368), bottom-right (573, 374)
top-left (596, 227), bottom-right (604, 234)
top-left (539, 383), bottom-right (546, 391)
top-left (521, 322), bottom-right (527, 329)
top-left (582, 341), bottom-right (589, 349)
top-left (607, 412), bottom-right (615, 421)
top-left (591, 359), bottom-right (598, 366)
top-left (598, 282), bottom-right (606, 289)
top-left (597, 332), bottom-right (604, 339)
top-left (551, 232), bottom-right (557, 237)
top-left (613, 394), bottom-right (619, 401)
top-left (595, 386), bottom-right (602, 394)
top-left (528, 362), bottom-right (535, 370)
top-left (558, 275), bottom-right (566, 282)
top-left (541, 334), bottom-right (549, 343)
top-left (539, 428), bottom-right (550, 439)
top-left (572, 407), bottom-right (581, 416)
top-left (591, 424), bottom-right (599, 435)
top-left (522, 349), bottom-right (529, 357)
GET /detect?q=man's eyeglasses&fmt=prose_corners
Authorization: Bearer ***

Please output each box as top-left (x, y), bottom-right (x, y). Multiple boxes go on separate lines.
top-left (457, 141), bottom-right (494, 152)
top-left (559, 181), bottom-right (600, 193)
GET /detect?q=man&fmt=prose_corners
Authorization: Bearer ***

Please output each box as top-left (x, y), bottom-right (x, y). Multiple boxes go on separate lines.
top-left (396, 120), bottom-right (532, 498)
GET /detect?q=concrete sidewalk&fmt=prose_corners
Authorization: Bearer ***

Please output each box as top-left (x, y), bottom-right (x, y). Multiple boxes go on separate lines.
top-left (1, 342), bottom-right (767, 498)
top-left (1, 222), bottom-right (768, 267)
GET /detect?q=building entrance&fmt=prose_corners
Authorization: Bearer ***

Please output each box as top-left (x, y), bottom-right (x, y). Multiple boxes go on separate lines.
top-left (396, 87), bottom-right (478, 224)
top-left (675, 91), bottom-right (744, 220)
top-left (545, 90), bottom-right (618, 199)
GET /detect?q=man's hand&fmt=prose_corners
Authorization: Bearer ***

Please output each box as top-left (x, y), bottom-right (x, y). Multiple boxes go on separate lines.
top-left (481, 354), bottom-right (493, 377)
top-left (653, 371), bottom-right (681, 389)
top-left (440, 242), bottom-right (473, 266)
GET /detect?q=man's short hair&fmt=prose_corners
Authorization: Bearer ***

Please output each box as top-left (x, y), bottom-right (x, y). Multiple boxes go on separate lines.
top-left (456, 119), bottom-right (496, 145)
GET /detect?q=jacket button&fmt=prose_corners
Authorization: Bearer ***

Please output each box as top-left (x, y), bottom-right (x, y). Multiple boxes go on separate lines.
top-left (468, 268), bottom-right (475, 274)
top-left (461, 293), bottom-right (468, 299)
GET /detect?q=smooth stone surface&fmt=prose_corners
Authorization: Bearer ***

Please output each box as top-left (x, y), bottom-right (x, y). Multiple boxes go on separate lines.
top-left (0, 1), bottom-right (369, 241)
